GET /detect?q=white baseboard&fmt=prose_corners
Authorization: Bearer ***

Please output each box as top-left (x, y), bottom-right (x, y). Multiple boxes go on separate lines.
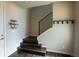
top-left (5, 48), bottom-right (17, 57)
top-left (47, 48), bottom-right (72, 55)
top-left (38, 42), bottom-right (72, 56)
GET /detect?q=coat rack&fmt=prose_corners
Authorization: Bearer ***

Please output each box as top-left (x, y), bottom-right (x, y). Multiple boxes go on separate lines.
top-left (53, 20), bottom-right (75, 24)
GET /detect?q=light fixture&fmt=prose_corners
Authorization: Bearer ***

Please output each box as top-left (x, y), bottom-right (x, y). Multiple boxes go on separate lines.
top-left (9, 19), bottom-right (18, 29)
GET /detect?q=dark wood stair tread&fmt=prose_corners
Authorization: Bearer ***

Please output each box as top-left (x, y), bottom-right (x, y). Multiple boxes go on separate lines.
top-left (18, 47), bottom-right (46, 54)
top-left (20, 42), bottom-right (41, 47)
top-left (23, 39), bottom-right (38, 44)
top-left (23, 36), bottom-right (37, 40)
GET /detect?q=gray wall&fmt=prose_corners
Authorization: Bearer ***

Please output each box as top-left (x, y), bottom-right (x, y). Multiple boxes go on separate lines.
top-left (29, 4), bottom-right (52, 36)
top-left (4, 2), bottom-right (30, 56)
top-left (74, 2), bottom-right (79, 57)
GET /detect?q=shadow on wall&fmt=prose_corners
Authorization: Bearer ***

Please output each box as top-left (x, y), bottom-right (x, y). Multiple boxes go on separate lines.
top-left (29, 3), bottom-right (53, 36)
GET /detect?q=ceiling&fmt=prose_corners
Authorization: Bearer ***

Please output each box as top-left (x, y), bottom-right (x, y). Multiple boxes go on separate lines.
top-left (14, 1), bottom-right (52, 8)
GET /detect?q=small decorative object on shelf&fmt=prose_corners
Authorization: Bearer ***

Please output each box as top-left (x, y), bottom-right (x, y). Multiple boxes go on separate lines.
top-left (9, 19), bottom-right (18, 29)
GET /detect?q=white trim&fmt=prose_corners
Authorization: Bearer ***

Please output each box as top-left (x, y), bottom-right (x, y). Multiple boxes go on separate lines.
top-left (38, 42), bottom-right (72, 55)
top-left (47, 49), bottom-right (72, 55)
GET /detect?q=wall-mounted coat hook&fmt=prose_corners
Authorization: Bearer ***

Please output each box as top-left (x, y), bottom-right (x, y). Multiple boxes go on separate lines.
top-left (57, 21), bottom-right (59, 24)
top-left (53, 20), bottom-right (75, 24)
top-left (61, 21), bottom-right (64, 24)
top-left (66, 21), bottom-right (68, 24)
top-left (71, 21), bottom-right (74, 24)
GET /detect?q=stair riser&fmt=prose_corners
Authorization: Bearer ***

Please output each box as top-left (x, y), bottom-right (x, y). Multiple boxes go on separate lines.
top-left (20, 44), bottom-right (41, 48)
top-left (23, 41), bottom-right (38, 44)
top-left (20, 43), bottom-right (41, 47)
top-left (23, 37), bottom-right (38, 44)
top-left (20, 45), bottom-right (41, 48)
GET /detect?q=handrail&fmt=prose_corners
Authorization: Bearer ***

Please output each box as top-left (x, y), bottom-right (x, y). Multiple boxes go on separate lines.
top-left (39, 12), bottom-right (52, 35)
top-left (39, 12), bottom-right (52, 23)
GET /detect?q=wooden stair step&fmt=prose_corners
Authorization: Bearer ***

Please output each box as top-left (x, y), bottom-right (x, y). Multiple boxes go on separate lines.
top-left (23, 36), bottom-right (37, 40)
top-left (23, 39), bottom-right (38, 44)
top-left (20, 42), bottom-right (41, 48)
top-left (20, 45), bottom-right (41, 49)
top-left (17, 47), bottom-right (46, 56)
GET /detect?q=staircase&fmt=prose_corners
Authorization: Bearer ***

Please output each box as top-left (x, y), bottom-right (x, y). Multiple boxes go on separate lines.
top-left (17, 36), bottom-right (46, 56)
top-left (17, 12), bottom-right (52, 56)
